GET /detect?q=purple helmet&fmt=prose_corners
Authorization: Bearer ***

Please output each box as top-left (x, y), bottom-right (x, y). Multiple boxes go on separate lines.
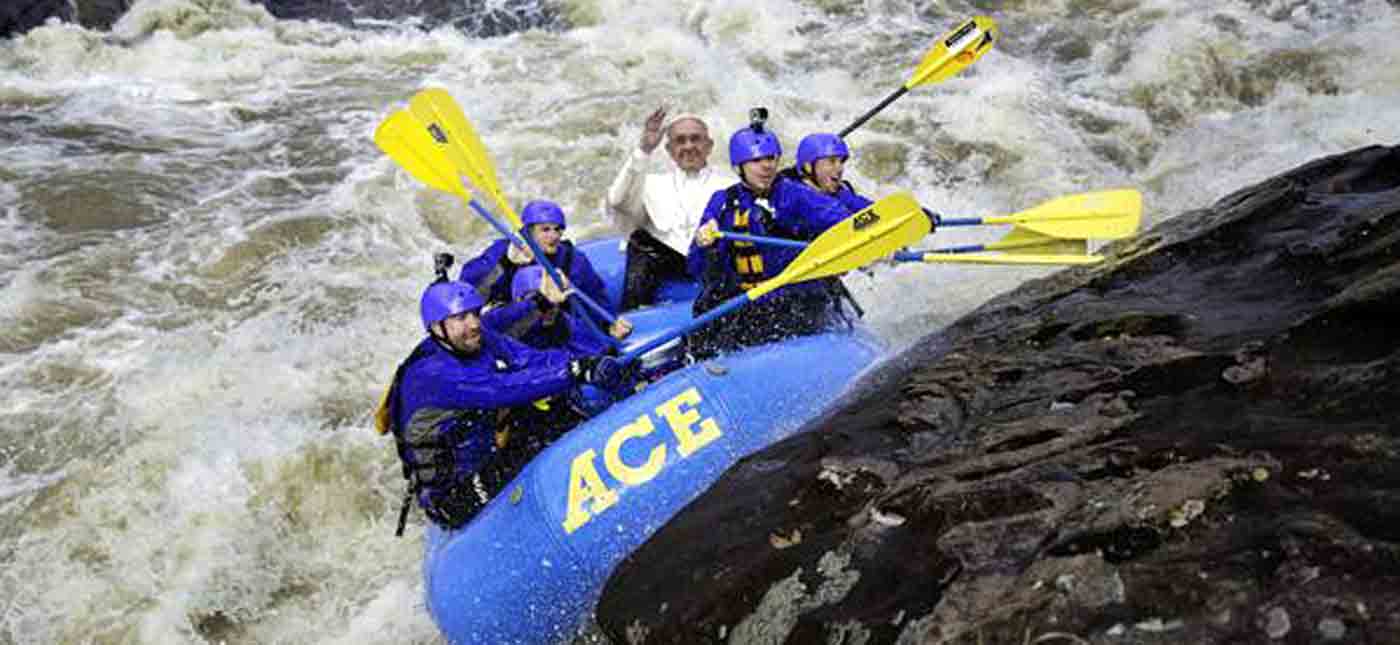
top-left (520, 200), bottom-right (566, 230)
top-left (728, 126), bottom-right (782, 166)
top-left (510, 264), bottom-right (547, 303)
top-left (796, 133), bottom-right (849, 173)
top-left (420, 281), bottom-right (485, 331)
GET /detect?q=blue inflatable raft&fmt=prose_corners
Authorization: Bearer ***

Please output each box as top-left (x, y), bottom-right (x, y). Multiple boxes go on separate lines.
top-left (422, 238), bottom-right (885, 644)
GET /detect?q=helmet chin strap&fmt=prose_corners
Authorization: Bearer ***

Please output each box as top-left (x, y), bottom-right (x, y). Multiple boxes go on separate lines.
top-left (430, 321), bottom-right (476, 358)
top-left (800, 158), bottom-right (843, 194)
top-left (429, 322), bottom-right (452, 348)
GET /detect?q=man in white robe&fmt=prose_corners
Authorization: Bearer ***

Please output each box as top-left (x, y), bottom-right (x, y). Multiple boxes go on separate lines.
top-left (605, 108), bottom-right (735, 309)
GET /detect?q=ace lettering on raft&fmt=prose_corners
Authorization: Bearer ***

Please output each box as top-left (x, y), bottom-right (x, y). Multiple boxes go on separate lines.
top-left (562, 387), bottom-right (722, 534)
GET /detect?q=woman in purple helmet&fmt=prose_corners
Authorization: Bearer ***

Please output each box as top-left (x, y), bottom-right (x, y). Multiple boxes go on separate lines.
top-left (457, 199), bottom-right (631, 339)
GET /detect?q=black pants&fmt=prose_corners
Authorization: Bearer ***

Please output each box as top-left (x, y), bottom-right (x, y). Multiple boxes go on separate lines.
top-left (621, 228), bottom-right (690, 311)
top-left (494, 401), bottom-right (585, 476)
top-left (425, 468), bottom-right (506, 529)
top-left (426, 402), bottom-right (588, 530)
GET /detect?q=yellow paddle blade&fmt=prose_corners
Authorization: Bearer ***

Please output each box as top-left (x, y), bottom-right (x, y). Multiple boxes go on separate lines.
top-left (750, 192), bottom-right (930, 300)
top-left (407, 89), bottom-right (498, 192)
top-left (921, 253), bottom-right (1103, 266)
top-left (373, 109), bottom-right (470, 197)
top-left (407, 88), bottom-right (521, 228)
top-left (986, 226), bottom-right (1089, 255)
top-left (979, 189), bottom-right (1143, 240)
top-left (908, 16), bottom-right (998, 88)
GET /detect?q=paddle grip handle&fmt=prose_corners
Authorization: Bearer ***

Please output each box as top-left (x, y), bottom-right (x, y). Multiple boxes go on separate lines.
top-left (839, 86), bottom-right (909, 138)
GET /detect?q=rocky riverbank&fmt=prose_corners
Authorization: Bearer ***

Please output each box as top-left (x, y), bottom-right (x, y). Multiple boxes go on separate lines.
top-left (597, 144), bottom-right (1400, 645)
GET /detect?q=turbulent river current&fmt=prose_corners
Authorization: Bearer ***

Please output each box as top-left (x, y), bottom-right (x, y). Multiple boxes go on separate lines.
top-left (2, 0), bottom-right (1397, 642)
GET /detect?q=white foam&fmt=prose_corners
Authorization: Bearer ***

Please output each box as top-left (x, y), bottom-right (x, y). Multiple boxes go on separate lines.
top-left (3, 1), bottom-right (1399, 642)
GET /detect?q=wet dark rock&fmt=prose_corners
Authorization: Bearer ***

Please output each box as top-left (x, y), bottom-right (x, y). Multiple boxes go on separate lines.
top-left (2, 0), bottom-right (71, 38)
top-left (2, 0), bottom-right (133, 37)
top-left (1318, 616), bottom-right (1347, 641)
top-left (2, 0), bottom-right (560, 39)
top-left (1262, 606), bottom-right (1292, 639)
top-left (598, 145), bottom-right (1400, 644)
top-left (76, 0), bottom-right (132, 30)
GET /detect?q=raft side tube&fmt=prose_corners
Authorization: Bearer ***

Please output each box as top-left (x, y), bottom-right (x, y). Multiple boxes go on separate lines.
top-left (424, 330), bottom-right (883, 644)
top-left (422, 483), bottom-right (590, 644)
top-left (575, 237), bottom-right (700, 312)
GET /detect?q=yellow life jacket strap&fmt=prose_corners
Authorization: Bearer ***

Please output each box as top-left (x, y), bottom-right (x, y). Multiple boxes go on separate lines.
top-left (730, 208), bottom-right (766, 290)
top-left (373, 386), bottom-right (393, 435)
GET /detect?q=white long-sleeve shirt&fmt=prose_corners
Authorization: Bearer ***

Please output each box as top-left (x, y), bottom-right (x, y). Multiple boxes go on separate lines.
top-left (604, 147), bottom-right (736, 255)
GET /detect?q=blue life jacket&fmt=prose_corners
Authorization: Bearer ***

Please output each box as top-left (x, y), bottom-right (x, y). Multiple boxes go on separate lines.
top-left (686, 173), bottom-right (860, 305)
top-left (829, 179), bottom-right (874, 214)
top-left (384, 330), bottom-right (576, 534)
top-left (683, 173), bottom-right (867, 358)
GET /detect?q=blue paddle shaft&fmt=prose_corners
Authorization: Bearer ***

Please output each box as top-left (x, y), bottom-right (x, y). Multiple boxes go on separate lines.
top-left (935, 216), bottom-right (983, 227)
top-left (721, 231), bottom-right (808, 249)
top-left (620, 229), bottom-right (821, 364)
top-left (728, 231), bottom-right (995, 258)
top-left (619, 292), bottom-right (752, 365)
top-left (921, 243), bottom-right (985, 254)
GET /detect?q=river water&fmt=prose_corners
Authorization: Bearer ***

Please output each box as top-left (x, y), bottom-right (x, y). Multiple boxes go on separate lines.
top-left (1, 0), bottom-right (1396, 642)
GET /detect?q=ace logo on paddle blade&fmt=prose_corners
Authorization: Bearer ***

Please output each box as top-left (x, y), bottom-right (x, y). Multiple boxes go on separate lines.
top-left (852, 210), bottom-right (881, 231)
top-left (428, 123), bottom-right (449, 144)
